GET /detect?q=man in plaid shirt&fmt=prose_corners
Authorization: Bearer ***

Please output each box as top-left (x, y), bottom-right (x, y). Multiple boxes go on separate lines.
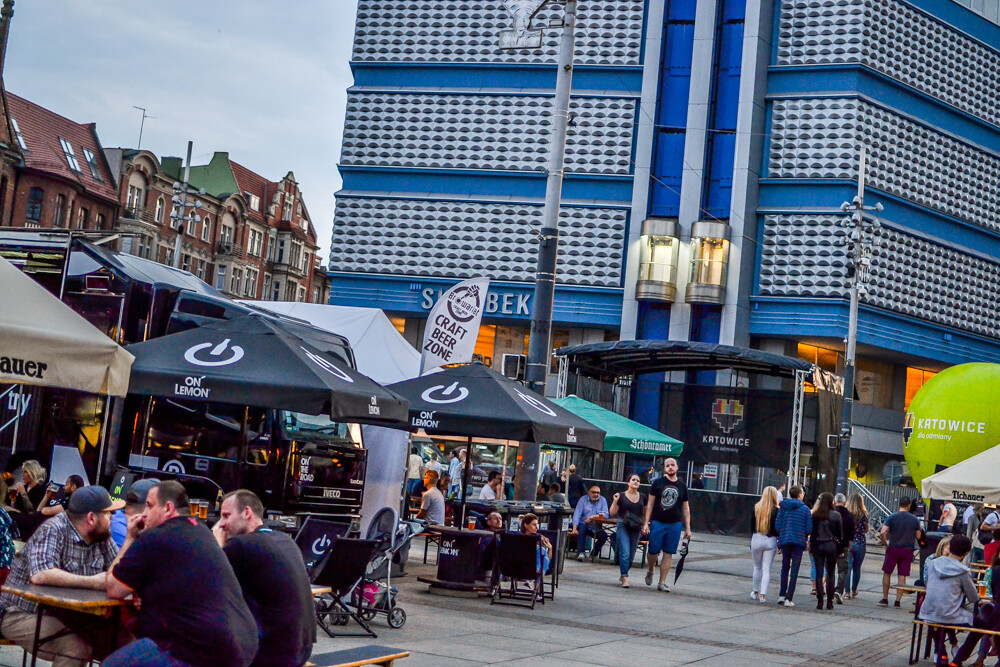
top-left (0, 486), bottom-right (123, 667)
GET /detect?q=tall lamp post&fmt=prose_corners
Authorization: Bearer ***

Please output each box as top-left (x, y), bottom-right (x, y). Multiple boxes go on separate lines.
top-left (169, 141), bottom-right (204, 270)
top-left (499, 0), bottom-right (577, 500)
top-left (834, 145), bottom-right (882, 494)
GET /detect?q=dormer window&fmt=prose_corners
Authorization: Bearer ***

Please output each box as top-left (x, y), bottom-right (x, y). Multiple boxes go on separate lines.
top-left (10, 117), bottom-right (26, 150)
top-left (82, 148), bottom-right (103, 182)
top-left (59, 138), bottom-right (81, 172)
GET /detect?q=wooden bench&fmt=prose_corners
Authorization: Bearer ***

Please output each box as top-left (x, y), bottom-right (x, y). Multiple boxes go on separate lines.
top-left (307, 645), bottom-right (409, 667)
top-left (910, 619), bottom-right (1000, 665)
top-left (421, 531), bottom-right (441, 564)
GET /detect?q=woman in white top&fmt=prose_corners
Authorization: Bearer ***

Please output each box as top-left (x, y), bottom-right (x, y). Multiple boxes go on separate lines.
top-left (751, 486), bottom-right (780, 604)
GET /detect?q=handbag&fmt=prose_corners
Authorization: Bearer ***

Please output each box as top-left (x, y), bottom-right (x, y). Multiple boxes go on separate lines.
top-left (623, 511), bottom-right (643, 532)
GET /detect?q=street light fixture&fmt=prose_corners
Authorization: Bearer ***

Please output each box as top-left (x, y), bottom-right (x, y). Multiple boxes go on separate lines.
top-left (834, 145), bottom-right (882, 495)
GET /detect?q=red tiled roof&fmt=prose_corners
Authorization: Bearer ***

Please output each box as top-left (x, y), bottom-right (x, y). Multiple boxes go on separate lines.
top-left (229, 159), bottom-right (271, 224)
top-left (6, 92), bottom-right (118, 204)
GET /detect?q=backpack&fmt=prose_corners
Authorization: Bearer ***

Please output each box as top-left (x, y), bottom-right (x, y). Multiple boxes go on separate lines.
top-left (980, 512), bottom-right (998, 545)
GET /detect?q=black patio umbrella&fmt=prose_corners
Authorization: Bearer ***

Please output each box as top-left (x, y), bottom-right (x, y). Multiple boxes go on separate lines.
top-left (387, 362), bottom-right (605, 527)
top-left (125, 314), bottom-right (409, 427)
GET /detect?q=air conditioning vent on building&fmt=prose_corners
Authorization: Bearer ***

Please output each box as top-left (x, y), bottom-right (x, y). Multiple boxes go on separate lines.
top-left (502, 353), bottom-right (526, 381)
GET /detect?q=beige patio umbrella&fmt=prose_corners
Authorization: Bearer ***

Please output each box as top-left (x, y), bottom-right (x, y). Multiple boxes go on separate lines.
top-left (0, 255), bottom-right (133, 396)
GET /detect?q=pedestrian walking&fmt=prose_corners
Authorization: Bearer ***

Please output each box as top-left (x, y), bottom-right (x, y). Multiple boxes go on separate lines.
top-left (810, 492), bottom-right (844, 611)
top-left (750, 486), bottom-right (779, 604)
top-left (405, 447), bottom-right (424, 500)
top-left (833, 493), bottom-right (855, 604)
top-left (879, 496), bottom-right (923, 608)
top-left (540, 460), bottom-right (559, 489)
top-left (845, 492), bottom-right (869, 599)
top-left (775, 484), bottom-right (812, 607)
top-left (609, 474), bottom-right (646, 588)
top-left (447, 449), bottom-right (465, 498)
top-left (641, 457), bottom-right (691, 593)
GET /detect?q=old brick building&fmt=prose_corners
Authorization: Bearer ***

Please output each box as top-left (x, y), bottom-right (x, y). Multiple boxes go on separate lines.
top-left (0, 92), bottom-right (118, 231)
top-left (106, 148), bottom-right (329, 303)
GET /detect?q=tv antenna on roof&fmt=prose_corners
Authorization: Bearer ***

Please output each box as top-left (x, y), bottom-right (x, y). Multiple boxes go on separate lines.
top-left (132, 106), bottom-right (156, 150)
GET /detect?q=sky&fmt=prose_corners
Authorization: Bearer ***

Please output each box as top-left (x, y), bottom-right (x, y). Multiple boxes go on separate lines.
top-left (3, 0), bottom-right (360, 258)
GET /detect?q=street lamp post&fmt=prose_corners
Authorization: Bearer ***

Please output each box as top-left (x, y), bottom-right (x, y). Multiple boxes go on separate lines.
top-left (168, 141), bottom-right (203, 270)
top-left (499, 0), bottom-right (577, 501)
top-left (834, 145), bottom-right (882, 495)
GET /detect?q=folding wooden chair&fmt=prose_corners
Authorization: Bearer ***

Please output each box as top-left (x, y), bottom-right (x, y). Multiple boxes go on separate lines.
top-left (491, 533), bottom-right (543, 610)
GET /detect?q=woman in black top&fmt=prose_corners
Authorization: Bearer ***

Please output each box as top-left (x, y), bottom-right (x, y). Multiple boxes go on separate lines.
top-left (810, 492), bottom-right (844, 610)
top-left (610, 474), bottom-right (646, 588)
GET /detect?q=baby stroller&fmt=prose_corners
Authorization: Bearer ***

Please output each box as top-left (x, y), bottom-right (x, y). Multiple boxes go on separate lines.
top-left (350, 507), bottom-right (422, 629)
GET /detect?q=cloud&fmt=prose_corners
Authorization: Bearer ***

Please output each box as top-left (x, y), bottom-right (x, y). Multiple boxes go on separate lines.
top-left (4, 0), bottom-right (358, 258)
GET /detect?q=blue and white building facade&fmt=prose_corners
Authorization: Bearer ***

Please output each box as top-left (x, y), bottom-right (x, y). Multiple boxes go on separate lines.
top-left (331, 0), bottom-right (1000, 477)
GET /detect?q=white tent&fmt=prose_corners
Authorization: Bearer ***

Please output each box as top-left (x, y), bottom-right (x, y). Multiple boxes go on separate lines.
top-left (0, 256), bottom-right (133, 396)
top-left (922, 443), bottom-right (1000, 504)
top-left (239, 302), bottom-right (419, 384)
top-left (241, 302), bottom-right (419, 532)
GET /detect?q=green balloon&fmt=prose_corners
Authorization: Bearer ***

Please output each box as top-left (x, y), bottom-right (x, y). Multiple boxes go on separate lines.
top-left (904, 362), bottom-right (1000, 494)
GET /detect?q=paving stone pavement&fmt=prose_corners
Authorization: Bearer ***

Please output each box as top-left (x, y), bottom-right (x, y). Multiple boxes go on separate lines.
top-left (0, 532), bottom-right (931, 666)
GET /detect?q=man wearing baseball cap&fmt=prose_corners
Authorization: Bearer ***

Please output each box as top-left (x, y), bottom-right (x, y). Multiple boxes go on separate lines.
top-left (0, 485), bottom-right (123, 666)
top-left (110, 479), bottom-right (157, 548)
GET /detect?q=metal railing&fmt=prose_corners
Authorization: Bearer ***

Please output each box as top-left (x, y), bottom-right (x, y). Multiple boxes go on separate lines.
top-left (847, 478), bottom-right (894, 535)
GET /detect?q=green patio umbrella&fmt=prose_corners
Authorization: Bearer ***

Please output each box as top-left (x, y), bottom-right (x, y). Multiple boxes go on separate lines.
top-left (552, 395), bottom-right (683, 456)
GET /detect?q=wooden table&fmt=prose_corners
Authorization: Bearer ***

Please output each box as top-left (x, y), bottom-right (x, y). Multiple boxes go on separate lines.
top-left (1, 583), bottom-right (129, 667)
top-left (312, 585), bottom-right (333, 597)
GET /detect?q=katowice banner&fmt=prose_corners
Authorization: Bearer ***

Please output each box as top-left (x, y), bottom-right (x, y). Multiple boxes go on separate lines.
top-left (659, 384), bottom-right (794, 468)
top-left (420, 277), bottom-right (491, 374)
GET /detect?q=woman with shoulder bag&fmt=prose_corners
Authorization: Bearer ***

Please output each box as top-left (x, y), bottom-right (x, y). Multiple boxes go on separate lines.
top-left (751, 486), bottom-right (780, 604)
top-left (610, 474), bottom-right (646, 588)
top-left (810, 492), bottom-right (844, 611)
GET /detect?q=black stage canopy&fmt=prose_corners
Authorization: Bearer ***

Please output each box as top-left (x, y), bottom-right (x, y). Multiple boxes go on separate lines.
top-left (558, 340), bottom-right (815, 382)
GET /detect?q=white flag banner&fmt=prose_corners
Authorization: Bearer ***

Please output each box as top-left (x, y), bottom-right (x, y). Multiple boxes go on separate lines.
top-left (420, 277), bottom-right (491, 374)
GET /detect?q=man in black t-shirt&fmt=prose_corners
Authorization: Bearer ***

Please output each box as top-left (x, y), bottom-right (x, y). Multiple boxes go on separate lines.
top-left (642, 458), bottom-right (691, 592)
top-left (214, 489), bottom-right (315, 667)
top-left (37, 475), bottom-right (83, 518)
top-left (104, 480), bottom-right (258, 667)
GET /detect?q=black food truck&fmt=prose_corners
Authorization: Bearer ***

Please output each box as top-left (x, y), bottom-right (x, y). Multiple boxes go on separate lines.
top-left (1, 231), bottom-right (368, 529)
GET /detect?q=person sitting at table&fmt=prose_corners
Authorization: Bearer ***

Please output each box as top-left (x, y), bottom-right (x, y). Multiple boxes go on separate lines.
top-left (478, 510), bottom-right (506, 577)
top-left (479, 471), bottom-right (502, 501)
top-left (110, 479), bottom-right (157, 548)
top-left (417, 470), bottom-right (445, 526)
top-left (0, 485), bottom-right (123, 667)
top-left (11, 460), bottom-right (47, 513)
top-left (213, 489), bottom-right (315, 667)
top-left (520, 513), bottom-right (553, 576)
top-left (571, 485), bottom-right (610, 563)
top-left (919, 534), bottom-right (981, 666)
top-left (38, 475), bottom-right (84, 518)
top-left (104, 480), bottom-right (258, 667)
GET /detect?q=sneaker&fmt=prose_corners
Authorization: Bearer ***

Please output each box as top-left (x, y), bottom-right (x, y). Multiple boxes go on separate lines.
top-left (843, 592), bottom-right (851, 600)
top-left (851, 589), bottom-right (859, 598)
top-left (657, 582), bottom-right (670, 592)
top-left (894, 600), bottom-right (901, 608)
top-left (778, 596), bottom-right (786, 605)
top-left (878, 598), bottom-right (889, 606)
top-left (759, 595), bottom-right (767, 604)
top-left (577, 554), bottom-right (585, 562)
top-left (751, 591), bottom-right (759, 601)
top-left (782, 600), bottom-right (795, 607)
top-left (835, 592), bottom-right (843, 604)
top-left (645, 570), bottom-right (653, 586)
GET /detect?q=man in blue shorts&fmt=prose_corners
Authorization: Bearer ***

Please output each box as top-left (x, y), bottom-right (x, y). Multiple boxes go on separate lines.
top-left (642, 457), bottom-right (691, 592)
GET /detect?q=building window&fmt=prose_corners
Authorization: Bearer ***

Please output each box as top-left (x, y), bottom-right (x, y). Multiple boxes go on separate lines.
top-left (202, 215), bottom-right (211, 241)
top-left (248, 193), bottom-right (260, 211)
top-left (59, 138), bottom-right (81, 172)
top-left (905, 367), bottom-right (938, 410)
top-left (282, 198), bottom-right (292, 221)
top-left (96, 213), bottom-right (105, 230)
top-left (53, 195), bottom-right (66, 227)
top-left (215, 265), bottom-right (227, 291)
top-left (155, 197), bottom-right (165, 223)
top-left (244, 268), bottom-right (258, 297)
top-left (289, 242), bottom-right (302, 270)
top-left (248, 229), bottom-right (263, 257)
top-left (126, 184), bottom-right (143, 211)
top-left (220, 225), bottom-right (233, 246)
top-left (164, 247), bottom-right (174, 266)
top-left (187, 218), bottom-right (196, 237)
top-left (76, 207), bottom-right (88, 230)
top-left (26, 187), bottom-right (42, 221)
top-left (10, 117), bottom-right (26, 150)
top-left (82, 148), bottom-right (103, 182)
top-left (230, 267), bottom-right (243, 294)
top-left (196, 264), bottom-right (205, 281)
top-left (266, 231), bottom-right (276, 261)
top-left (262, 274), bottom-right (272, 299)
top-left (181, 254), bottom-right (191, 272)
top-left (272, 279), bottom-right (281, 301)
top-left (277, 239), bottom-right (286, 264)
top-left (301, 251), bottom-right (310, 274)
top-left (297, 285), bottom-right (306, 302)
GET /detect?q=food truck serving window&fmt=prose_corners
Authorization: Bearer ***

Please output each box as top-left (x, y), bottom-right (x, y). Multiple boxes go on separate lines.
top-left (281, 411), bottom-right (361, 448)
top-left (146, 399), bottom-right (244, 461)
